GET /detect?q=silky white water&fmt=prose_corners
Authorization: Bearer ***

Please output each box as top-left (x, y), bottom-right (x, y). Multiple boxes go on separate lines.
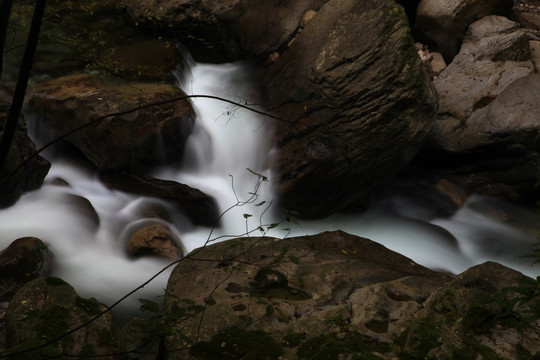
top-left (0, 59), bottom-right (539, 319)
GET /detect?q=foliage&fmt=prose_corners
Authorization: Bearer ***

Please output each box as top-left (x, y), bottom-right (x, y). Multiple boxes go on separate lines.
top-left (2, 0), bottom-right (174, 85)
top-left (297, 330), bottom-right (391, 360)
top-left (189, 326), bottom-right (284, 360)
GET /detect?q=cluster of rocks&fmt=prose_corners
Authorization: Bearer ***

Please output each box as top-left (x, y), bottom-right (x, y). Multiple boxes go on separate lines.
top-left (2, 231), bottom-right (539, 359)
top-left (409, 0), bottom-right (540, 206)
top-left (2, 0), bottom-right (540, 357)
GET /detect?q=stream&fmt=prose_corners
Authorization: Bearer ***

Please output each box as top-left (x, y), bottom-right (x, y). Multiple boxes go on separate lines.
top-left (0, 58), bottom-right (539, 319)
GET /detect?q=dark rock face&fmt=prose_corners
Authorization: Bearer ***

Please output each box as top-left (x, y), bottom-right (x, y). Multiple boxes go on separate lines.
top-left (265, 0), bottom-right (438, 218)
top-left (99, 170), bottom-right (219, 226)
top-left (122, 0), bottom-right (330, 62)
top-left (4, 277), bottom-right (117, 358)
top-left (0, 90), bottom-right (50, 208)
top-left (28, 74), bottom-right (196, 171)
top-left (414, 0), bottom-right (514, 59)
top-left (0, 238), bottom-right (50, 301)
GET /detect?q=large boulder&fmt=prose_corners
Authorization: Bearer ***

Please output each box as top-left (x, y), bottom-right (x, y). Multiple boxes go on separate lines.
top-left (414, 0), bottom-right (514, 59)
top-left (265, 0), bottom-right (438, 218)
top-left (121, 231), bottom-right (539, 359)
top-left (4, 277), bottom-right (117, 359)
top-left (27, 74), bottom-right (196, 171)
top-left (159, 231), bottom-right (450, 359)
top-left (0, 89), bottom-right (50, 208)
top-left (121, 0), bottom-right (330, 62)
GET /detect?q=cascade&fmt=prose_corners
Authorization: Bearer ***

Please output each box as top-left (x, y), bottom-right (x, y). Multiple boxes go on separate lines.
top-left (0, 58), bottom-right (538, 319)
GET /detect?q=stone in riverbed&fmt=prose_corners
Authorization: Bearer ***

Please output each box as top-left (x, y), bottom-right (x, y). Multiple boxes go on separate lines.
top-left (126, 222), bottom-right (183, 260)
top-left (99, 170), bottom-right (219, 227)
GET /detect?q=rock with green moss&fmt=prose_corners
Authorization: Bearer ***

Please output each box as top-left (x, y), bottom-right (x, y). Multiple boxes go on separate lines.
top-left (155, 230), bottom-right (449, 359)
top-left (122, 230), bottom-right (540, 359)
top-left (4, 277), bottom-right (117, 359)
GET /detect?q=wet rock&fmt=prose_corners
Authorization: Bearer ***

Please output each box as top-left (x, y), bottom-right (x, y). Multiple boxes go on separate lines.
top-left (434, 179), bottom-right (468, 209)
top-left (414, 0), bottom-right (514, 59)
top-left (0, 238), bottom-right (50, 301)
top-left (126, 222), bottom-right (183, 259)
top-left (4, 277), bottom-right (117, 358)
top-left (99, 170), bottom-right (219, 226)
top-left (28, 73), bottom-right (196, 171)
top-left (265, 0), bottom-right (437, 218)
top-left (63, 193), bottom-right (100, 231)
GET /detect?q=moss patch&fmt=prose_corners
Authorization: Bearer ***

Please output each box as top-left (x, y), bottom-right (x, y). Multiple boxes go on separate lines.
top-left (394, 319), bottom-right (440, 359)
top-left (189, 326), bottom-right (284, 360)
top-left (297, 331), bottom-right (391, 360)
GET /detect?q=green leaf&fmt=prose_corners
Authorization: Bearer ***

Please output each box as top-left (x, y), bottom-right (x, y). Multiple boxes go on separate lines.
top-left (243, 213), bottom-right (253, 219)
top-left (139, 298), bottom-right (160, 314)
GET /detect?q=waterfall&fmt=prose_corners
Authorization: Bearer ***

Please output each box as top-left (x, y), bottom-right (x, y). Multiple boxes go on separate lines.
top-left (0, 59), bottom-right (538, 319)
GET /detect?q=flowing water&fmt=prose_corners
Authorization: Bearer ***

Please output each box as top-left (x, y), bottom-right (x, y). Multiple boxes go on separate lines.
top-left (1, 58), bottom-right (539, 319)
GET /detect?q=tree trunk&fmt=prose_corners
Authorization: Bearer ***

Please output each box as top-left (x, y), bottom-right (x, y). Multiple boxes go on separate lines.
top-left (0, 0), bottom-right (46, 172)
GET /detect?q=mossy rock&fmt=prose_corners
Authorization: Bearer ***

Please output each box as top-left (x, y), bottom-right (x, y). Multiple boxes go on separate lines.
top-left (4, 277), bottom-right (117, 358)
top-left (396, 262), bottom-right (540, 359)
